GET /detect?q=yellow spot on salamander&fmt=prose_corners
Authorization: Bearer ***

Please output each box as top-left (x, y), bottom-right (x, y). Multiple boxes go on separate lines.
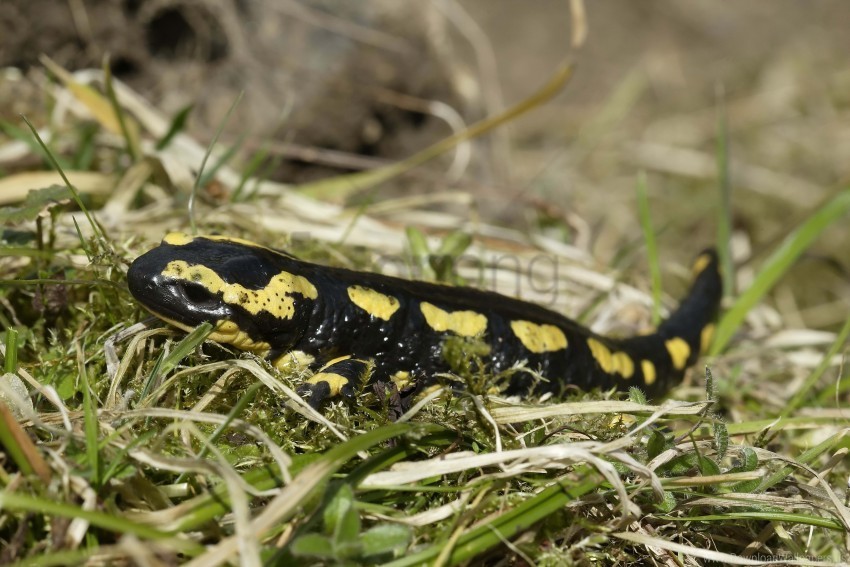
top-left (273, 350), bottom-right (314, 371)
top-left (607, 413), bottom-right (636, 428)
top-left (420, 302), bottom-right (487, 337)
top-left (510, 320), bottom-right (568, 353)
top-left (161, 260), bottom-right (318, 319)
top-left (700, 323), bottom-right (715, 354)
top-left (307, 372), bottom-right (349, 397)
top-left (319, 355), bottom-right (352, 371)
top-left (347, 285), bottom-right (400, 321)
top-left (391, 370), bottom-right (412, 389)
top-left (611, 351), bottom-right (635, 379)
top-left (691, 253), bottom-right (712, 278)
top-left (587, 338), bottom-right (634, 378)
top-left (665, 337), bottom-right (691, 370)
top-left (135, 307), bottom-right (274, 356)
top-left (587, 338), bottom-right (613, 374)
top-left (163, 232), bottom-right (194, 246)
top-left (211, 320), bottom-right (271, 355)
top-left (641, 359), bottom-right (656, 385)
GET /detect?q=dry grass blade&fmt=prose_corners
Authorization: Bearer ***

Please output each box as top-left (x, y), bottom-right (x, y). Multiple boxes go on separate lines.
top-left (40, 55), bottom-right (140, 147)
top-left (0, 171), bottom-right (118, 206)
top-left (490, 399), bottom-right (709, 423)
top-left (614, 531), bottom-right (836, 565)
top-left (0, 401), bottom-right (51, 484)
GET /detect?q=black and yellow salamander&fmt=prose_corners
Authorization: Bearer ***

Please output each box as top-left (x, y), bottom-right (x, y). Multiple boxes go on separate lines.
top-left (127, 233), bottom-right (722, 412)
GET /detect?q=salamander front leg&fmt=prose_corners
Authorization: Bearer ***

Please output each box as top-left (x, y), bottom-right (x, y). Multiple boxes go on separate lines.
top-left (296, 356), bottom-right (370, 409)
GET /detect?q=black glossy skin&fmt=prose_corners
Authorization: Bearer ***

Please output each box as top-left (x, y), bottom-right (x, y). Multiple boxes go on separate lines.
top-left (128, 236), bottom-right (722, 401)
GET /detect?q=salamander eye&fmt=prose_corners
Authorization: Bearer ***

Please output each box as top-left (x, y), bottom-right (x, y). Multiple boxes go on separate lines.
top-left (179, 282), bottom-right (216, 306)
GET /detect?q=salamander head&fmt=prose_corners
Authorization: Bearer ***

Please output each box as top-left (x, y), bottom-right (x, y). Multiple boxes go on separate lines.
top-left (127, 233), bottom-right (317, 354)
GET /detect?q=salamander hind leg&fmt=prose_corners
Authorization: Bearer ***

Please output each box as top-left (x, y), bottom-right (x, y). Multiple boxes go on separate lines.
top-left (296, 356), bottom-right (370, 409)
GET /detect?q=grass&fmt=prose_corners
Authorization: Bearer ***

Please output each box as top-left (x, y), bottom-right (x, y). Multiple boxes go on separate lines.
top-left (0, 58), bottom-right (849, 567)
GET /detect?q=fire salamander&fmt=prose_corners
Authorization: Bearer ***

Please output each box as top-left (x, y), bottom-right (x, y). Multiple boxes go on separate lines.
top-left (127, 233), bottom-right (722, 412)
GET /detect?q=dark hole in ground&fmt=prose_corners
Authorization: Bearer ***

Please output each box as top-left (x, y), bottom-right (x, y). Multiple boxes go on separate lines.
top-left (145, 7), bottom-right (228, 62)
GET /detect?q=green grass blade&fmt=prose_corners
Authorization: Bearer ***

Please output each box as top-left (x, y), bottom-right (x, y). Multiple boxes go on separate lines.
top-left (0, 119), bottom-right (72, 171)
top-left (170, 423), bottom-right (445, 535)
top-left (687, 415), bottom-right (850, 437)
top-left (231, 140), bottom-right (273, 201)
top-left (175, 381), bottom-right (263, 483)
top-left (0, 247), bottom-right (55, 259)
top-left (21, 116), bottom-right (106, 251)
top-left (817, 374), bottom-right (850, 404)
top-left (636, 171), bottom-right (661, 325)
top-left (103, 57), bottom-right (140, 161)
top-left (0, 491), bottom-right (190, 542)
top-left (72, 123), bottom-right (98, 170)
top-left (156, 321), bottom-right (215, 378)
top-left (101, 430), bottom-right (158, 486)
top-left (139, 348), bottom-right (167, 403)
top-left (4, 327), bottom-right (18, 373)
top-left (170, 431), bottom-right (457, 533)
top-left (71, 216), bottom-right (93, 261)
top-left (156, 103), bottom-right (194, 151)
top-left (170, 467), bottom-right (286, 532)
top-left (779, 315), bottom-right (850, 420)
top-left (758, 429), bottom-right (847, 492)
top-left (197, 380), bottom-right (263, 459)
top-left (383, 475), bottom-right (601, 567)
top-left (5, 546), bottom-right (127, 567)
top-left (715, 86), bottom-right (734, 300)
top-left (710, 189), bottom-right (850, 355)
top-left (189, 92), bottom-right (243, 233)
top-left (0, 278), bottom-right (120, 289)
top-left (197, 133), bottom-right (245, 189)
top-left (138, 322), bottom-right (213, 408)
top-left (658, 512), bottom-right (843, 531)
